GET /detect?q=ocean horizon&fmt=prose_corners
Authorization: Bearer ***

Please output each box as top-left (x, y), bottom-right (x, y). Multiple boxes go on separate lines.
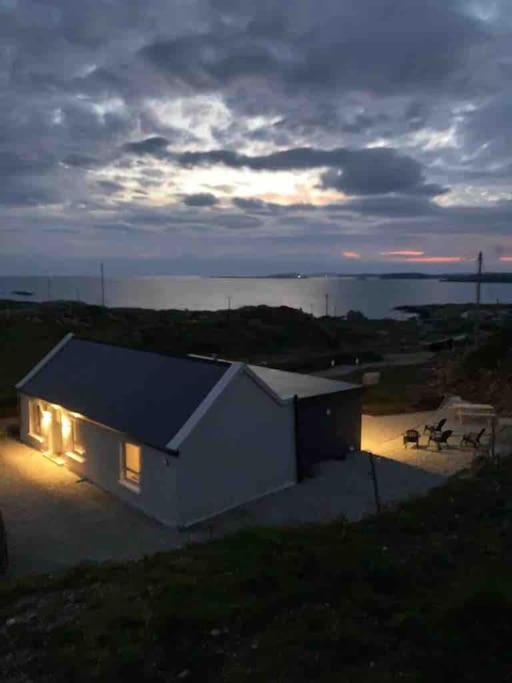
top-left (1, 275), bottom-right (512, 319)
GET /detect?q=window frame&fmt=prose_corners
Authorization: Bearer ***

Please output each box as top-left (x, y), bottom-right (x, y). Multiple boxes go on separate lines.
top-left (29, 399), bottom-right (43, 441)
top-left (120, 441), bottom-right (142, 492)
top-left (70, 417), bottom-right (84, 455)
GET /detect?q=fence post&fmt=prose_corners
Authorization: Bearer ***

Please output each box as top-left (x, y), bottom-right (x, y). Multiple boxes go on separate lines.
top-left (366, 450), bottom-right (382, 513)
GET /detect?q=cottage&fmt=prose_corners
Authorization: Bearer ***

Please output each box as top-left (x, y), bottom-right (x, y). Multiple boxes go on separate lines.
top-left (17, 335), bottom-right (362, 527)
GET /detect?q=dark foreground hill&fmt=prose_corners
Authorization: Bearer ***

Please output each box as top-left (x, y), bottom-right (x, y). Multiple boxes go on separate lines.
top-left (1, 456), bottom-right (511, 682)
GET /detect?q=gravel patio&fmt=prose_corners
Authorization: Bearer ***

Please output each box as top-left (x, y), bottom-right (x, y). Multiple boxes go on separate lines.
top-left (362, 407), bottom-right (512, 476)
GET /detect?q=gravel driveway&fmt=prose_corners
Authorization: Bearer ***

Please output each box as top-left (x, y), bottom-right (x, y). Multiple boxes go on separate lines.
top-left (1, 436), bottom-right (447, 578)
top-left (0, 438), bottom-right (183, 577)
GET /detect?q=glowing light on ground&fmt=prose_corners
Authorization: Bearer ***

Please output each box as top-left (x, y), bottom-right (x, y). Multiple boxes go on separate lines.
top-left (499, 257), bottom-right (512, 262)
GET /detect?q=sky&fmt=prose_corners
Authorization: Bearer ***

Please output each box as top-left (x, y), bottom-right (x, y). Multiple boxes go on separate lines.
top-left (2, 0), bottom-right (512, 276)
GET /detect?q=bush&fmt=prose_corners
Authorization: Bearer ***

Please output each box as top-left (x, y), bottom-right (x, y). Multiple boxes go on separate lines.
top-left (463, 330), bottom-right (512, 372)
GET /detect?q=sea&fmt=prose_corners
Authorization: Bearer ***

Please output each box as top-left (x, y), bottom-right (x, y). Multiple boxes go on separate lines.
top-left (1, 275), bottom-right (512, 320)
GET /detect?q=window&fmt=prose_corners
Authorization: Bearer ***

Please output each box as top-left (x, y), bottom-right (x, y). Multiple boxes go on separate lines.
top-left (71, 418), bottom-right (84, 454)
top-left (29, 400), bottom-right (43, 438)
top-left (62, 413), bottom-right (85, 461)
top-left (121, 442), bottom-right (141, 487)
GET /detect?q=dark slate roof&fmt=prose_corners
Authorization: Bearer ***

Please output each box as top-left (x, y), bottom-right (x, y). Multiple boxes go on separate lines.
top-left (20, 338), bottom-right (231, 451)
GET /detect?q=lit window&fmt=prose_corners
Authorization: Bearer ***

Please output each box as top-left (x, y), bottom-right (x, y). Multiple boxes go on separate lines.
top-left (71, 418), bottom-right (84, 454)
top-left (122, 442), bottom-right (141, 486)
top-left (29, 400), bottom-right (42, 437)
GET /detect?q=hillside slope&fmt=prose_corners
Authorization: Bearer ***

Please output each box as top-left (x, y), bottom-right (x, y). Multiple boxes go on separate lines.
top-left (1, 458), bottom-right (511, 682)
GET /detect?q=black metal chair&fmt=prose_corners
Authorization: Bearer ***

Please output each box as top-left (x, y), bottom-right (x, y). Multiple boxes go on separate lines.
top-left (460, 428), bottom-right (486, 449)
top-left (428, 429), bottom-right (453, 451)
top-left (403, 429), bottom-right (420, 449)
top-left (424, 417), bottom-right (447, 436)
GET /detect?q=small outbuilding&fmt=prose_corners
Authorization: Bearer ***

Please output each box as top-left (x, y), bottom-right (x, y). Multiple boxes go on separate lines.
top-left (250, 366), bottom-right (362, 478)
top-left (17, 335), bottom-right (362, 526)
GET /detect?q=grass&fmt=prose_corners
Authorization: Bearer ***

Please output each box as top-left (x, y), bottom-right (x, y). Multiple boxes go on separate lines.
top-left (344, 363), bottom-right (442, 415)
top-left (1, 458), bottom-right (512, 681)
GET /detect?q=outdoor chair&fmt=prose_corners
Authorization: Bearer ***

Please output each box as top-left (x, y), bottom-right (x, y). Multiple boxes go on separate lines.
top-left (460, 428), bottom-right (486, 449)
top-left (403, 429), bottom-right (420, 449)
top-left (428, 429), bottom-right (453, 451)
top-left (424, 417), bottom-right (447, 436)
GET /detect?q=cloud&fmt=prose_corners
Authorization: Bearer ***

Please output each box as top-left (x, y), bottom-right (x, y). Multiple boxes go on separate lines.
top-left (182, 192), bottom-right (219, 207)
top-left (1, 0), bottom-right (512, 274)
top-left (123, 136), bottom-right (171, 156)
top-left (63, 154), bottom-right (104, 169)
top-left (96, 180), bottom-right (124, 193)
top-left (176, 146), bottom-right (446, 196)
top-left (381, 250), bottom-right (425, 256)
top-left (400, 256), bottom-right (465, 263)
top-left (319, 148), bottom-right (447, 196)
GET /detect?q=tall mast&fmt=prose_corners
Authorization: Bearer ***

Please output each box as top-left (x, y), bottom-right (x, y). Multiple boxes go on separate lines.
top-left (475, 251), bottom-right (482, 347)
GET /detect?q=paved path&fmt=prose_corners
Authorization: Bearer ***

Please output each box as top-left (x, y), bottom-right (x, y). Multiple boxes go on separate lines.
top-left (315, 351), bottom-right (435, 379)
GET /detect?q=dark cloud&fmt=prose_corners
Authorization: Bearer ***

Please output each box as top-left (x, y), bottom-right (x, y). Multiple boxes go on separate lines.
top-left (182, 192), bottom-right (219, 207)
top-left (141, 0), bottom-right (485, 97)
top-left (319, 149), bottom-right (447, 196)
top-left (63, 154), bottom-right (104, 169)
top-left (123, 137), bottom-right (171, 156)
top-left (177, 146), bottom-right (446, 196)
top-left (97, 180), bottom-right (124, 193)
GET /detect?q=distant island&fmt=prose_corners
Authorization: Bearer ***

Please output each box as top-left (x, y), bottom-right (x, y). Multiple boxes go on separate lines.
top-left (213, 271), bottom-right (512, 282)
top-left (442, 272), bottom-right (512, 283)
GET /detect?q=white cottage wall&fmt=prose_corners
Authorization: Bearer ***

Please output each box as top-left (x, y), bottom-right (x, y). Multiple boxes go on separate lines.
top-left (176, 370), bottom-right (297, 527)
top-left (19, 393), bottom-right (179, 526)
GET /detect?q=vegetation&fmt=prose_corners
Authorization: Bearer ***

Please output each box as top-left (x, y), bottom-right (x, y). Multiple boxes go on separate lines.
top-left (345, 363), bottom-right (442, 415)
top-left (0, 300), bottom-right (431, 416)
top-left (1, 458), bottom-right (512, 681)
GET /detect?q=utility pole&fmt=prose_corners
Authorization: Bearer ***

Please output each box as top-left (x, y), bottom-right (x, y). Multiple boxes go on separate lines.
top-left (325, 293), bottom-right (329, 317)
top-left (475, 251), bottom-right (482, 348)
top-left (366, 451), bottom-right (381, 514)
top-left (47, 277), bottom-right (52, 301)
top-left (100, 262), bottom-right (105, 307)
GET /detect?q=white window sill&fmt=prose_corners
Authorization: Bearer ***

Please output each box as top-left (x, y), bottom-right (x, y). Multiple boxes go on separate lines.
top-left (118, 479), bottom-right (140, 494)
top-left (29, 433), bottom-right (44, 443)
top-left (65, 451), bottom-right (86, 464)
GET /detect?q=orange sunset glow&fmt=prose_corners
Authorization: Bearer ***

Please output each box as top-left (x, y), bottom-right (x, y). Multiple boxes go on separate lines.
top-left (381, 250), bottom-right (425, 257)
top-left (342, 251), bottom-right (361, 259)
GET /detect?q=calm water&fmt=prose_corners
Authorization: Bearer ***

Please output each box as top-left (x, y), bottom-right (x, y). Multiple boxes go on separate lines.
top-left (1, 275), bottom-right (512, 319)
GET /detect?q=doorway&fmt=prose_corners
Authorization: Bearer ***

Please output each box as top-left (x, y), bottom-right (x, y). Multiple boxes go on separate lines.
top-left (44, 407), bottom-right (65, 465)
